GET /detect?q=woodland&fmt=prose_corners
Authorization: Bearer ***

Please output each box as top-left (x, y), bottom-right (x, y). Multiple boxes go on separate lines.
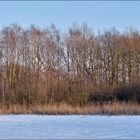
top-left (0, 23), bottom-right (140, 114)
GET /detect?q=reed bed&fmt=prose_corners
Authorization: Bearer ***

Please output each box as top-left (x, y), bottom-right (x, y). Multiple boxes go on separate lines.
top-left (0, 102), bottom-right (140, 115)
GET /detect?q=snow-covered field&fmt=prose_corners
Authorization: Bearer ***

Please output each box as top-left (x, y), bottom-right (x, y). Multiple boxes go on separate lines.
top-left (0, 115), bottom-right (140, 139)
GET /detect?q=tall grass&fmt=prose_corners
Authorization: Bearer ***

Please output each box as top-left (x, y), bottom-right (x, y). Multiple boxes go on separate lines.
top-left (0, 102), bottom-right (139, 115)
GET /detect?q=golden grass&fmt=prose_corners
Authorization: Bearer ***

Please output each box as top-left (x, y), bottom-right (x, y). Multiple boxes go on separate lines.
top-left (0, 102), bottom-right (140, 115)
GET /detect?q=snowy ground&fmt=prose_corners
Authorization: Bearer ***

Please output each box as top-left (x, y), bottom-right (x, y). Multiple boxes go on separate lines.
top-left (0, 115), bottom-right (140, 139)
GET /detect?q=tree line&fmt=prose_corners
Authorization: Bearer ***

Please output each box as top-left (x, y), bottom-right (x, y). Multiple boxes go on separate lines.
top-left (0, 23), bottom-right (140, 108)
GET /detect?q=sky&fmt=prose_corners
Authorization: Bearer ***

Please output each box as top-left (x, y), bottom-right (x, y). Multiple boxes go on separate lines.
top-left (0, 1), bottom-right (140, 33)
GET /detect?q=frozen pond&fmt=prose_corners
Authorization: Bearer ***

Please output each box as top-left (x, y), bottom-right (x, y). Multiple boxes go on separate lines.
top-left (0, 115), bottom-right (140, 139)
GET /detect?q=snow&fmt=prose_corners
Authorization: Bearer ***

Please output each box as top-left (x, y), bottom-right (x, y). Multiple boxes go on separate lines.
top-left (0, 115), bottom-right (140, 139)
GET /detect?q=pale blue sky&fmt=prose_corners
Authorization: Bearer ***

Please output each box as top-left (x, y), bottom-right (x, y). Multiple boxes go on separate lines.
top-left (0, 1), bottom-right (140, 33)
